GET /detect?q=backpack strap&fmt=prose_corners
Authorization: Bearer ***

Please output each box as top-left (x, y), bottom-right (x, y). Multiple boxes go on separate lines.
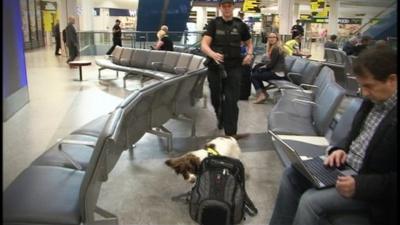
top-left (244, 191), bottom-right (258, 216)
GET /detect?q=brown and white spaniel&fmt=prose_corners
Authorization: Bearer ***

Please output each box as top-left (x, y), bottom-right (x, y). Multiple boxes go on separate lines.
top-left (165, 136), bottom-right (243, 183)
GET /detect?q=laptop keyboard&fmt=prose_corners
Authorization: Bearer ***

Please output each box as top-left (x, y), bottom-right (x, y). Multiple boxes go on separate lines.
top-left (303, 157), bottom-right (343, 186)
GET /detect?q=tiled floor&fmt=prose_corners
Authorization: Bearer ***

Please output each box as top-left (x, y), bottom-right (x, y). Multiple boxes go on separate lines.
top-left (3, 42), bottom-right (327, 224)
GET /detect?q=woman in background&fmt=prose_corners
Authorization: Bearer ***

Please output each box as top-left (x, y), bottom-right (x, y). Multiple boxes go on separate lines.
top-left (251, 32), bottom-right (287, 104)
top-left (153, 30), bottom-right (173, 51)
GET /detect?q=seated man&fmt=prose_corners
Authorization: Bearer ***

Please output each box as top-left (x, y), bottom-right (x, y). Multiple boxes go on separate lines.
top-left (324, 34), bottom-right (339, 49)
top-left (269, 47), bottom-right (397, 225)
top-left (283, 34), bottom-right (311, 58)
top-left (353, 35), bottom-right (372, 56)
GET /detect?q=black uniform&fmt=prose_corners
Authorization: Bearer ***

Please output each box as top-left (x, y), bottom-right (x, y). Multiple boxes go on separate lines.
top-left (203, 16), bottom-right (251, 135)
top-left (106, 24), bottom-right (122, 55)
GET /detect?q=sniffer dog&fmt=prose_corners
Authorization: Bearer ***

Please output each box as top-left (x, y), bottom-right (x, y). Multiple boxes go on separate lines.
top-left (165, 135), bottom-right (246, 183)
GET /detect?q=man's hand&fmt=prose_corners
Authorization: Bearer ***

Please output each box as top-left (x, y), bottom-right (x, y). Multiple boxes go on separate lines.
top-left (242, 54), bottom-right (253, 65)
top-left (324, 149), bottom-right (347, 168)
top-left (211, 52), bottom-right (224, 64)
top-left (336, 175), bottom-right (356, 198)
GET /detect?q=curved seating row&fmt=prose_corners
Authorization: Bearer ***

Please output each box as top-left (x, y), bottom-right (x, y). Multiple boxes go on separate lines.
top-left (95, 46), bottom-right (205, 88)
top-left (4, 54), bottom-right (208, 225)
top-left (323, 48), bottom-right (359, 95)
top-left (260, 55), bottom-right (323, 93)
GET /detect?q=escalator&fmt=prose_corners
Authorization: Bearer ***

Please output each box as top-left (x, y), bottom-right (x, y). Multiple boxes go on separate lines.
top-left (361, 2), bottom-right (397, 40)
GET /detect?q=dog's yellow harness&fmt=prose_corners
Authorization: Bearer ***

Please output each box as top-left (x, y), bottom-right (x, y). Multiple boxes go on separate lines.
top-left (207, 147), bottom-right (220, 156)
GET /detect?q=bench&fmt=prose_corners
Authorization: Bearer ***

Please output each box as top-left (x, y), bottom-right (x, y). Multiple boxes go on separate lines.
top-left (4, 52), bottom-right (208, 225)
top-left (95, 46), bottom-right (206, 88)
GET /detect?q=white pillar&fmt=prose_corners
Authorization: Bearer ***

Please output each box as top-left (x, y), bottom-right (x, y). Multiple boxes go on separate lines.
top-left (328, 0), bottom-right (339, 35)
top-left (77, 0), bottom-right (93, 31)
top-left (293, 3), bottom-right (300, 25)
top-left (197, 7), bottom-right (207, 31)
top-left (278, 0), bottom-right (294, 35)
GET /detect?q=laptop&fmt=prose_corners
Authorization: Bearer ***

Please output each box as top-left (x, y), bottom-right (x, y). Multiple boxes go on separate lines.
top-left (269, 131), bottom-right (357, 189)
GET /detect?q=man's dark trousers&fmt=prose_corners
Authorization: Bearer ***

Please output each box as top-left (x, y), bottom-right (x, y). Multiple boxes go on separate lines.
top-left (207, 65), bottom-right (242, 135)
top-left (68, 45), bottom-right (78, 62)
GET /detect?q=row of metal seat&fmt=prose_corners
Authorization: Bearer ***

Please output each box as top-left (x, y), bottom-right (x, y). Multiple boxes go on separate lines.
top-left (95, 46), bottom-right (205, 88)
top-left (3, 56), bottom-right (208, 225)
top-left (323, 48), bottom-right (359, 95)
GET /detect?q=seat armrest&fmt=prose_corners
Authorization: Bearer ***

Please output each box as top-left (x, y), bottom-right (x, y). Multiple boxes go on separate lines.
top-left (299, 83), bottom-right (318, 89)
top-left (58, 139), bottom-right (97, 148)
top-left (174, 67), bottom-right (188, 75)
top-left (287, 72), bottom-right (302, 83)
top-left (278, 85), bottom-right (300, 90)
top-left (291, 98), bottom-right (317, 106)
top-left (57, 139), bottom-right (97, 170)
top-left (151, 61), bottom-right (163, 70)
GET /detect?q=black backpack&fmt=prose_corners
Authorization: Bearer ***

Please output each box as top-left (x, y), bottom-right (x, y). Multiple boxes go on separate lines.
top-left (189, 155), bottom-right (258, 225)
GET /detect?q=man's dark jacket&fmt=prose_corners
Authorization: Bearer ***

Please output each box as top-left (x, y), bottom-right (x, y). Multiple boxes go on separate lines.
top-left (330, 99), bottom-right (397, 225)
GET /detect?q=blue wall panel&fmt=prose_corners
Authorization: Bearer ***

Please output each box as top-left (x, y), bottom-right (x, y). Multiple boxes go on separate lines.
top-left (3, 0), bottom-right (28, 99)
top-left (136, 0), bottom-right (191, 32)
top-left (165, 0), bottom-right (191, 32)
top-left (136, 0), bottom-right (165, 32)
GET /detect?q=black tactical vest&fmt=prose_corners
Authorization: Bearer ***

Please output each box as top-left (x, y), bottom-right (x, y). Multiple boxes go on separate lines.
top-left (211, 17), bottom-right (243, 62)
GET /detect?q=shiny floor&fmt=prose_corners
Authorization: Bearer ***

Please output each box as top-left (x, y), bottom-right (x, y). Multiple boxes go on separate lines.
top-left (3, 43), bottom-right (325, 224)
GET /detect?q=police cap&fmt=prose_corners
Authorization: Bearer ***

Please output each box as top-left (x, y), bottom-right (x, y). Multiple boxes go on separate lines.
top-left (219, 0), bottom-right (234, 4)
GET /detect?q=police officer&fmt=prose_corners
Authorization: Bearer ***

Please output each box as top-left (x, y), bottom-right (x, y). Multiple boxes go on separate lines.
top-left (201, 0), bottom-right (254, 136)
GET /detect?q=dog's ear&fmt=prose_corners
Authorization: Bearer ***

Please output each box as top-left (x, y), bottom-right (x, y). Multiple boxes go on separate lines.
top-left (189, 156), bottom-right (201, 173)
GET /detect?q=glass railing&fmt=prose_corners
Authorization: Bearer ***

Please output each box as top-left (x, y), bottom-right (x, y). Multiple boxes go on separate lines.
top-left (77, 31), bottom-right (205, 56)
top-left (77, 31), bottom-right (318, 56)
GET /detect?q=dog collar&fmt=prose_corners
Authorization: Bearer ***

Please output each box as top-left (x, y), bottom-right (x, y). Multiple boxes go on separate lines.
top-left (206, 147), bottom-right (220, 156)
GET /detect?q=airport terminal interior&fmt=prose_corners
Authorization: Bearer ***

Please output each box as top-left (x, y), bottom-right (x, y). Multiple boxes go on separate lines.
top-left (3, 0), bottom-right (397, 224)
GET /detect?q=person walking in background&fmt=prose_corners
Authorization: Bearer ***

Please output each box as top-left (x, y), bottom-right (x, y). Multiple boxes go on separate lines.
top-left (251, 32), bottom-right (287, 104)
top-left (291, 19), bottom-right (304, 50)
top-left (66, 16), bottom-right (79, 63)
top-left (201, 0), bottom-right (254, 135)
top-left (62, 28), bottom-right (68, 56)
top-left (52, 21), bottom-right (61, 56)
top-left (153, 29), bottom-right (173, 51)
top-left (283, 34), bottom-right (311, 58)
top-left (324, 34), bottom-right (339, 49)
top-left (342, 36), bottom-right (358, 55)
top-left (269, 47), bottom-right (397, 225)
top-left (106, 19), bottom-right (122, 55)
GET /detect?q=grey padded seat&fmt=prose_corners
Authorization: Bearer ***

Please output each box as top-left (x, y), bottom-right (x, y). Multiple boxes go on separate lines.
top-left (284, 55), bottom-right (297, 71)
top-left (150, 76), bottom-right (184, 128)
top-left (271, 66), bottom-right (336, 115)
top-left (277, 66), bottom-right (336, 102)
top-left (4, 165), bottom-right (85, 225)
top-left (188, 55), bottom-right (205, 72)
top-left (270, 97), bottom-right (362, 167)
top-left (129, 48), bottom-right (150, 68)
top-left (118, 47), bottom-right (135, 66)
top-left (71, 114), bottom-right (111, 137)
top-left (270, 60), bottom-right (323, 89)
top-left (268, 81), bottom-right (346, 136)
top-left (4, 108), bottom-right (124, 225)
top-left (174, 53), bottom-right (194, 74)
top-left (31, 135), bottom-right (97, 170)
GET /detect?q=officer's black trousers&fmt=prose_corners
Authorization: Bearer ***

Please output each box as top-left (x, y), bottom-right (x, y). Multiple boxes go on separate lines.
top-left (207, 66), bottom-right (242, 135)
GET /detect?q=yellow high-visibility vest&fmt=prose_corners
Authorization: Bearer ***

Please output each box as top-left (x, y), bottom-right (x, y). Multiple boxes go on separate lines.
top-left (283, 39), bottom-right (299, 56)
